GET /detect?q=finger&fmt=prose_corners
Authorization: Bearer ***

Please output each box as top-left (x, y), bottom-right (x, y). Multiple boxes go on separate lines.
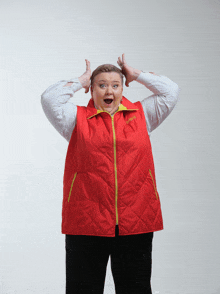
top-left (118, 56), bottom-right (122, 65)
top-left (86, 59), bottom-right (90, 70)
top-left (118, 57), bottom-right (124, 69)
top-left (122, 53), bottom-right (125, 64)
top-left (85, 59), bottom-right (90, 71)
top-left (117, 59), bottom-right (122, 68)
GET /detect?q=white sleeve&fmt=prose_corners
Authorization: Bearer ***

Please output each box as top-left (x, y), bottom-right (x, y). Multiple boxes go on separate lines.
top-left (41, 78), bottom-right (83, 142)
top-left (137, 72), bottom-right (181, 136)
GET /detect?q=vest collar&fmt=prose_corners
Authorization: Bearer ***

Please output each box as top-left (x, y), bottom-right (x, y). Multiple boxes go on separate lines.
top-left (86, 96), bottom-right (139, 119)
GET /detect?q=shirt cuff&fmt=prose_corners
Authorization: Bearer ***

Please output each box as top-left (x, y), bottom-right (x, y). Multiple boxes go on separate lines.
top-left (66, 78), bottom-right (83, 92)
top-left (136, 71), bottom-right (155, 84)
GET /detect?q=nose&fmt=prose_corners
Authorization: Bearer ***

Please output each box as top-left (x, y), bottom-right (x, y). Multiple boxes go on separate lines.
top-left (105, 85), bottom-right (113, 95)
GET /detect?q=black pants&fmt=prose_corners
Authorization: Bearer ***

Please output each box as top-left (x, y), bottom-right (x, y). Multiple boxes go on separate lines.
top-left (65, 225), bottom-right (154, 294)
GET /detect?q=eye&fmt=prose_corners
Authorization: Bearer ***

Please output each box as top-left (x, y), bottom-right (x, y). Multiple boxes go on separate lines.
top-left (113, 84), bottom-right (119, 88)
top-left (100, 84), bottom-right (105, 88)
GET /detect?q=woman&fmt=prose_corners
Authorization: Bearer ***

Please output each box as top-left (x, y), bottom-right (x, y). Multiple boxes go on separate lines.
top-left (41, 54), bottom-right (180, 294)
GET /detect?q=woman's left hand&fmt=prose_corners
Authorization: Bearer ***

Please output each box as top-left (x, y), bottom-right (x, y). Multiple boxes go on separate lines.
top-left (117, 53), bottom-right (141, 87)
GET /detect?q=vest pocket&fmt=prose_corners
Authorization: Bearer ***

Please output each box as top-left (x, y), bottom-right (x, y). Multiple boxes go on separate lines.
top-left (149, 169), bottom-right (158, 200)
top-left (68, 172), bottom-right (77, 203)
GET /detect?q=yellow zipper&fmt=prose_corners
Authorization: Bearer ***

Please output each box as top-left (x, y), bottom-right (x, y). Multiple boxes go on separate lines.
top-left (87, 107), bottom-right (139, 225)
top-left (149, 169), bottom-right (158, 200)
top-left (68, 172), bottom-right (77, 202)
top-left (111, 115), bottom-right (119, 225)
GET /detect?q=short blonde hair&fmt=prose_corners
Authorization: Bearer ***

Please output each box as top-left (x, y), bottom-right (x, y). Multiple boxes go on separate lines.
top-left (90, 64), bottom-right (124, 87)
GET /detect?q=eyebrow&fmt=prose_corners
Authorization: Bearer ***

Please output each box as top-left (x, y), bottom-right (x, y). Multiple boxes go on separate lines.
top-left (97, 80), bottom-right (120, 83)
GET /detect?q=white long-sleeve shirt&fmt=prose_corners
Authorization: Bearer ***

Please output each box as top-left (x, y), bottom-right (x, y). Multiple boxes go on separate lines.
top-left (41, 72), bottom-right (180, 142)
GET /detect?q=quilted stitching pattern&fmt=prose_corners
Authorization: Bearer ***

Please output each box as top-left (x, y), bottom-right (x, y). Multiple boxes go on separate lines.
top-left (62, 97), bottom-right (163, 236)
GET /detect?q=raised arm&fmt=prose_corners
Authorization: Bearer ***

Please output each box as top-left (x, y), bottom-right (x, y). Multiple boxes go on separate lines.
top-left (136, 72), bottom-right (180, 135)
top-left (41, 60), bottom-right (91, 142)
top-left (64, 59), bottom-right (91, 92)
top-left (117, 53), bottom-right (180, 136)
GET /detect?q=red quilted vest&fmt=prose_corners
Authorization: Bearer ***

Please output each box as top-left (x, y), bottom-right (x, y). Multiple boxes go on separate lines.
top-left (62, 96), bottom-right (163, 237)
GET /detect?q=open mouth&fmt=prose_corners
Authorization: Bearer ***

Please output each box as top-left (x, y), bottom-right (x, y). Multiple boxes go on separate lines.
top-left (104, 99), bottom-right (113, 105)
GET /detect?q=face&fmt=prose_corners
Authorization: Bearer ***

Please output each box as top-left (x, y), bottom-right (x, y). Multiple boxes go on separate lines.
top-left (90, 72), bottom-right (123, 115)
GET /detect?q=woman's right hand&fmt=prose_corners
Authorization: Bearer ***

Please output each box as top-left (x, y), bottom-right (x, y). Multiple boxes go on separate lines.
top-left (78, 59), bottom-right (91, 93)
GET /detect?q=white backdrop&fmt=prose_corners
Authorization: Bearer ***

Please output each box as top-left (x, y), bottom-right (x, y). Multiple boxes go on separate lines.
top-left (1, 0), bottom-right (220, 293)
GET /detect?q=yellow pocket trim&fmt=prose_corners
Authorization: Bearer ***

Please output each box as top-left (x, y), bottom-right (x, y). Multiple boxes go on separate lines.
top-left (68, 172), bottom-right (77, 202)
top-left (149, 169), bottom-right (158, 200)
